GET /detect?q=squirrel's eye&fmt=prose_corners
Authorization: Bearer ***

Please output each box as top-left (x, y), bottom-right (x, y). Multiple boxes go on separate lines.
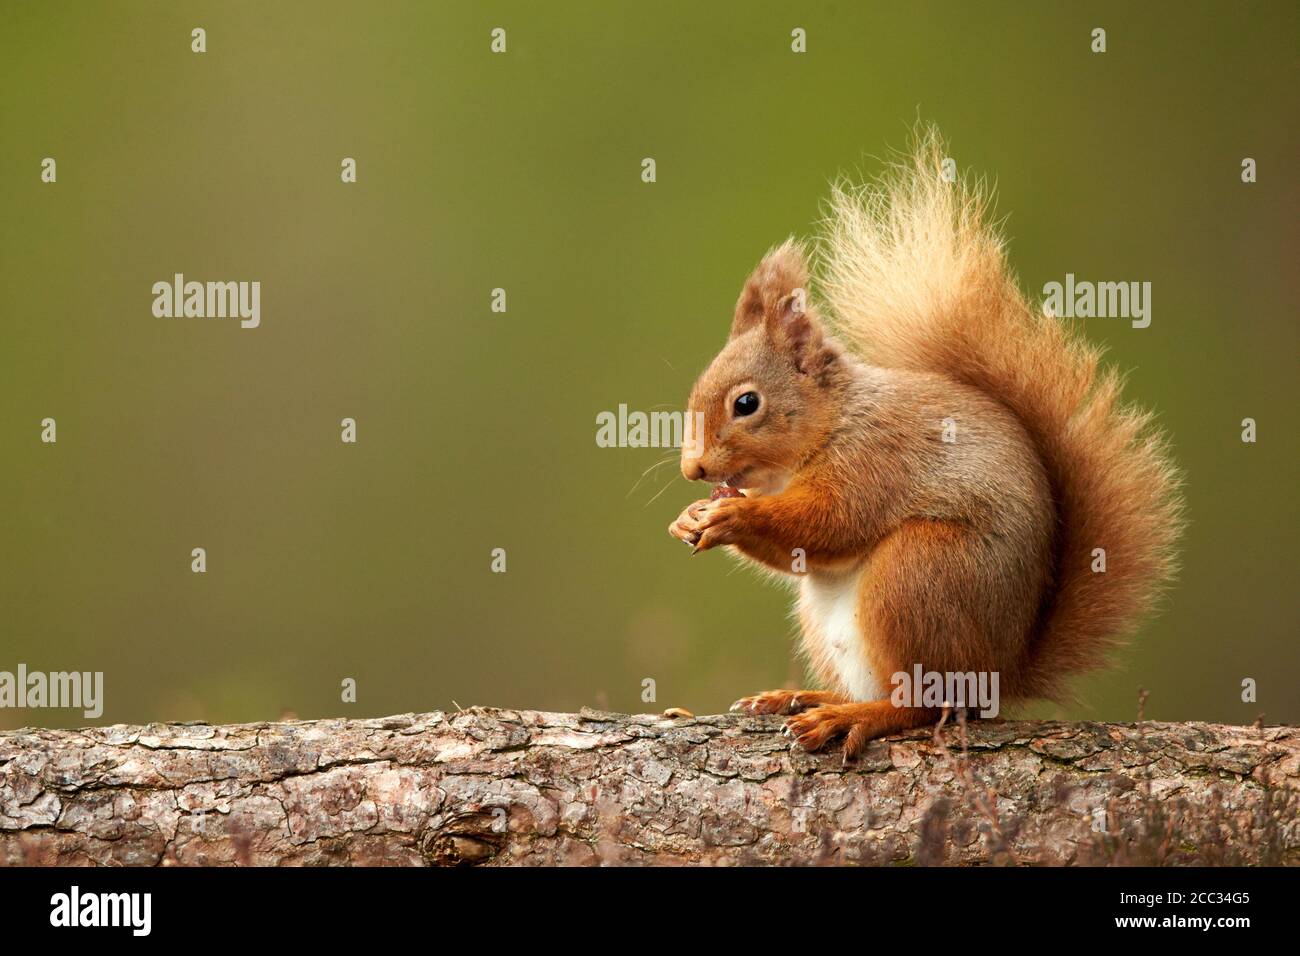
top-left (732, 391), bottom-right (760, 417)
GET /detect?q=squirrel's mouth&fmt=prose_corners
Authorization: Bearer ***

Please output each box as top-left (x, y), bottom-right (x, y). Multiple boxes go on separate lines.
top-left (723, 466), bottom-right (792, 498)
top-left (722, 469), bottom-right (749, 488)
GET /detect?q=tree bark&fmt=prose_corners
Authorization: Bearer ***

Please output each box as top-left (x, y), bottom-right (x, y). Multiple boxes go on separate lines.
top-left (1, 708), bottom-right (1295, 866)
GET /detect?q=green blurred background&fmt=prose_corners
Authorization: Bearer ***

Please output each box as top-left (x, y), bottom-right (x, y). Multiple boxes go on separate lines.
top-left (1, 2), bottom-right (1296, 729)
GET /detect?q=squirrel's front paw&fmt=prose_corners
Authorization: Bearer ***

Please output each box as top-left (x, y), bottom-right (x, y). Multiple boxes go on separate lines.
top-left (687, 496), bottom-right (746, 553)
top-left (668, 499), bottom-right (711, 547)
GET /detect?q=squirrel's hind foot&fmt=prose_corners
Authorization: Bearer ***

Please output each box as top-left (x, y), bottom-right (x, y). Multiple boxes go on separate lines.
top-left (731, 689), bottom-right (845, 716)
top-left (784, 701), bottom-right (941, 761)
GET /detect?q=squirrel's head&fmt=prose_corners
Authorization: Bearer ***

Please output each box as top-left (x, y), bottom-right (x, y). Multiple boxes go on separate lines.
top-left (681, 241), bottom-right (846, 495)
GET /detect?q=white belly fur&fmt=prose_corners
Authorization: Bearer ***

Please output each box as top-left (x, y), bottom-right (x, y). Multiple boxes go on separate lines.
top-left (798, 568), bottom-right (884, 702)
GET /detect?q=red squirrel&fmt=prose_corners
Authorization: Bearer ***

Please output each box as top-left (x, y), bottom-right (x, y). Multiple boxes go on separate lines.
top-left (668, 130), bottom-right (1183, 757)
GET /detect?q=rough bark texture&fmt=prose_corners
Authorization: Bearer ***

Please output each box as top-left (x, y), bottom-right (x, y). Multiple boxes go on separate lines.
top-left (1, 708), bottom-right (1295, 866)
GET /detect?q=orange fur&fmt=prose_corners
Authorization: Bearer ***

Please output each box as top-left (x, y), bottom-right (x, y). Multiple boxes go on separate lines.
top-left (670, 127), bottom-right (1184, 756)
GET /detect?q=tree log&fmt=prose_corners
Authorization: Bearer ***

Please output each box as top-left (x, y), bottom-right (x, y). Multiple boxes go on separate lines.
top-left (1, 708), bottom-right (1295, 866)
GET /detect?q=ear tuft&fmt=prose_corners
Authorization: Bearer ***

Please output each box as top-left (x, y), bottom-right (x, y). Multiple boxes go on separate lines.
top-left (730, 241), bottom-right (832, 374)
top-left (730, 239), bottom-right (810, 338)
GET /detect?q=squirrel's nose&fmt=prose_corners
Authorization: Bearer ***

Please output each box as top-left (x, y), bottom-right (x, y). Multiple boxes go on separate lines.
top-left (682, 461), bottom-right (707, 482)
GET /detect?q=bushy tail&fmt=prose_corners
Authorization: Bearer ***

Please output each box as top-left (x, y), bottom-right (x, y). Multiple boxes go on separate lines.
top-left (817, 127), bottom-right (1184, 700)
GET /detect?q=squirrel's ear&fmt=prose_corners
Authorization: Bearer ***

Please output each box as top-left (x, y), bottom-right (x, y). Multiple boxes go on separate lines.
top-left (731, 241), bottom-right (825, 373)
top-left (731, 240), bottom-right (808, 336)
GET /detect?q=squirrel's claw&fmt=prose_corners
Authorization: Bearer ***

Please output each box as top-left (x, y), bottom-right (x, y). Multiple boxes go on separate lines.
top-left (668, 499), bottom-right (711, 549)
